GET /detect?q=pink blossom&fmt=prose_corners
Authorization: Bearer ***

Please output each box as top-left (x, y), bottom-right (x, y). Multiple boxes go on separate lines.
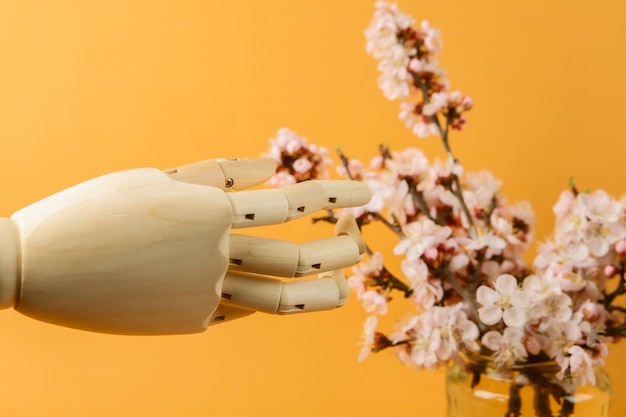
top-left (292, 157), bottom-right (313, 174)
top-left (267, 171), bottom-right (297, 188)
top-left (489, 201), bottom-right (534, 251)
top-left (386, 147), bottom-right (430, 179)
top-left (376, 45), bottom-right (411, 100)
top-left (557, 345), bottom-right (596, 387)
top-left (348, 252), bottom-right (384, 296)
top-left (430, 305), bottom-right (479, 360)
top-left (336, 158), bottom-right (365, 180)
top-left (358, 315), bottom-right (379, 362)
top-left (534, 239), bottom-right (593, 273)
top-left (481, 327), bottom-right (528, 367)
top-left (365, 2), bottom-right (416, 100)
top-left (421, 20), bottom-right (443, 53)
top-left (422, 92), bottom-right (449, 116)
top-left (462, 170), bottom-right (502, 210)
top-left (365, 2), bottom-right (414, 59)
top-left (480, 260), bottom-right (508, 281)
top-left (461, 227), bottom-right (507, 259)
top-left (578, 189), bottom-right (623, 223)
top-left (549, 189), bottom-right (626, 259)
top-left (528, 293), bottom-right (573, 324)
top-left (265, 128), bottom-right (332, 185)
top-left (391, 315), bottom-right (419, 345)
top-left (417, 158), bottom-right (463, 208)
top-left (360, 290), bottom-right (389, 315)
top-left (448, 304), bottom-right (480, 353)
top-left (553, 190), bottom-right (576, 217)
top-left (578, 302), bottom-right (609, 348)
top-left (408, 317), bottom-right (441, 370)
top-left (361, 173), bottom-right (411, 222)
top-left (559, 270), bottom-right (589, 292)
top-left (399, 102), bottom-right (439, 138)
top-left (394, 218), bottom-right (451, 260)
top-left (401, 305), bottom-right (479, 369)
top-left (401, 257), bottom-right (443, 309)
top-left (522, 273), bottom-right (562, 300)
top-left (536, 314), bottom-right (584, 360)
top-left (604, 264), bottom-right (618, 278)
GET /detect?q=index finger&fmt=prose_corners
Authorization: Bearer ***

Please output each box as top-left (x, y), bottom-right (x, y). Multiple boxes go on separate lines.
top-left (228, 180), bottom-right (372, 229)
top-left (164, 158), bottom-right (277, 190)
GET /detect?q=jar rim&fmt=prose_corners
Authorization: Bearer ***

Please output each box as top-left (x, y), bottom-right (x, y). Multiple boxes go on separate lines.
top-left (461, 352), bottom-right (562, 373)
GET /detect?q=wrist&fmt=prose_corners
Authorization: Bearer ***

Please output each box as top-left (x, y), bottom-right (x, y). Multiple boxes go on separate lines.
top-left (0, 218), bottom-right (19, 309)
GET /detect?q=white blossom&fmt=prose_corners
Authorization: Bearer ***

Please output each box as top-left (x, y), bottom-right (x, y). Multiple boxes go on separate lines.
top-left (477, 274), bottom-right (529, 327)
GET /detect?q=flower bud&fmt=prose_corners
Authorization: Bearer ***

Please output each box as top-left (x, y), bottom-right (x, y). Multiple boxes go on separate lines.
top-left (462, 96), bottom-right (474, 110)
top-left (615, 240), bottom-right (626, 257)
top-left (604, 264), bottom-right (618, 278)
top-left (424, 246), bottom-right (439, 262)
top-left (408, 58), bottom-right (424, 73)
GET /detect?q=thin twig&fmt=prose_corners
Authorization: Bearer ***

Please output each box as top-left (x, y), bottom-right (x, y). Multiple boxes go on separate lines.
top-left (412, 73), bottom-right (475, 231)
top-left (369, 211), bottom-right (405, 238)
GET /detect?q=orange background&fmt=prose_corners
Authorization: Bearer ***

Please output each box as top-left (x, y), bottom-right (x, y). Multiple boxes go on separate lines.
top-left (0, 1), bottom-right (625, 415)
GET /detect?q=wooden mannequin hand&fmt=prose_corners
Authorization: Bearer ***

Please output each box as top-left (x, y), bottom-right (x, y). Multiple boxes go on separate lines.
top-left (0, 158), bottom-right (371, 335)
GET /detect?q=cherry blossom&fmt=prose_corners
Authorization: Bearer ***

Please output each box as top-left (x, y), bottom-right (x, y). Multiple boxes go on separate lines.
top-left (521, 272), bottom-right (561, 300)
top-left (263, 2), bottom-right (626, 403)
top-left (435, 304), bottom-right (480, 355)
top-left (401, 257), bottom-right (442, 309)
top-left (557, 345), bottom-right (596, 387)
top-left (408, 315), bottom-right (441, 370)
top-left (360, 290), bottom-right (389, 315)
top-left (399, 101), bottom-right (439, 138)
top-left (394, 217), bottom-right (451, 260)
top-left (385, 147), bottom-right (430, 180)
top-left (527, 293), bottom-right (573, 324)
top-left (265, 128), bottom-right (332, 186)
top-left (534, 312), bottom-right (584, 361)
top-left (421, 20), bottom-right (442, 53)
top-left (461, 227), bottom-right (507, 259)
top-left (481, 327), bottom-right (528, 367)
top-left (348, 252), bottom-right (385, 296)
top-left (578, 189), bottom-right (623, 223)
top-left (462, 170), bottom-right (502, 212)
top-left (365, 2), bottom-right (414, 60)
top-left (376, 45), bottom-right (411, 100)
top-left (477, 274), bottom-right (529, 327)
top-left (422, 91), bottom-right (449, 116)
top-left (358, 315), bottom-right (379, 362)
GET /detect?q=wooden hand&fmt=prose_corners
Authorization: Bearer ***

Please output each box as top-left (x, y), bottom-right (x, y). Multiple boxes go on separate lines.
top-left (0, 158), bottom-right (370, 335)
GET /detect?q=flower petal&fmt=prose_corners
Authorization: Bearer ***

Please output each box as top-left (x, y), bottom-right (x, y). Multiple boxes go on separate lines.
top-left (510, 291), bottom-right (530, 309)
top-left (481, 331), bottom-right (502, 351)
top-left (503, 307), bottom-right (527, 327)
top-left (478, 305), bottom-right (502, 325)
top-left (476, 286), bottom-right (499, 306)
top-left (495, 274), bottom-right (519, 295)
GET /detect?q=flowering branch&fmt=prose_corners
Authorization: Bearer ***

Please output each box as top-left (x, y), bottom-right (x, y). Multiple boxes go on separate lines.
top-left (263, 2), bottom-right (620, 414)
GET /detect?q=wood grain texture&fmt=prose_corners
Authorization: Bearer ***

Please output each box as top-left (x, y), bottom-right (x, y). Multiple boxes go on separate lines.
top-left (11, 168), bottom-right (231, 334)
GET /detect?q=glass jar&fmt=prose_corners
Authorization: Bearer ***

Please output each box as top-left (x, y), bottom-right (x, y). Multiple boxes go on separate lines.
top-left (446, 356), bottom-right (611, 417)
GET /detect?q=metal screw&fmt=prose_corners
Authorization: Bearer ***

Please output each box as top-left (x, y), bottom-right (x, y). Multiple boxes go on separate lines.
top-left (225, 178), bottom-right (234, 188)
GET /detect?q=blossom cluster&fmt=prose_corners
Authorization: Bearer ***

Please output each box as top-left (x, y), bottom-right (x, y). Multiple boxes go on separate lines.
top-left (264, 127), bottom-right (333, 187)
top-left (344, 147), bottom-right (536, 371)
top-left (263, 1), bottom-right (626, 408)
top-left (352, 2), bottom-right (626, 391)
top-left (365, 1), bottom-right (471, 138)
